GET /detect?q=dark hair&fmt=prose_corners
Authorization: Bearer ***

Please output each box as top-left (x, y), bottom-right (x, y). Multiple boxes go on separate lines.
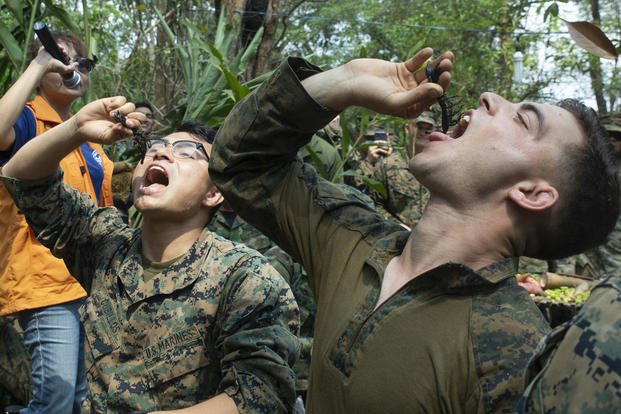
top-left (177, 120), bottom-right (216, 144)
top-left (534, 99), bottom-right (619, 259)
top-left (28, 31), bottom-right (87, 62)
top-left (134, 101), bottom-right (154, 113)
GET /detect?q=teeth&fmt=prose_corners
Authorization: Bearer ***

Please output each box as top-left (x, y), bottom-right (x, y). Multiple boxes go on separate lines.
top-left (459, 115), bottom-right (470, 126)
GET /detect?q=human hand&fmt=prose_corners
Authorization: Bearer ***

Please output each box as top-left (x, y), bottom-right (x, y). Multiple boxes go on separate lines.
top-left (516, 273), bottom-right (545, 296)
top-left (340, 48), bottom-right (453, 118)
top-left (302, 47), bottom-right (454, 118)
top-left (366, 140), bottom-right (393, 163)
top-left (32, 46), bottom-right (77, 77)
top-left (73, 96), bottom-right (145, 145)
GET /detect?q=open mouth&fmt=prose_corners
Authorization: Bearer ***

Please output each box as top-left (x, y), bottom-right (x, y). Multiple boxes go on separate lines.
top-left (450, 114), bottom-right (470, 139)
top-left (144, 165), bottom-right (169, 188)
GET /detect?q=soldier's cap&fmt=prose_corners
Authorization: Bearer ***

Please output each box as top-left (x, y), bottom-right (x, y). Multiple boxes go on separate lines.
top-left (414, 111), bottom-right (436, 128)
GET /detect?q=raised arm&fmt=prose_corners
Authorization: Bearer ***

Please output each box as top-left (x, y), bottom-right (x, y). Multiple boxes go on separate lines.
top-left (0, 47), bottom-right (76, 150)
top-left (210, 49), bottom-right (452, 293)
top-left (2, 96), bottom-right (140, 180)
top-left (0, 97), bottom-right (143, 290)
top-left (300, 48), bottom-right (452, 116)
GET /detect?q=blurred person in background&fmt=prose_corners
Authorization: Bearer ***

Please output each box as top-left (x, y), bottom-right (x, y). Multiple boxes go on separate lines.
top-left (0, 30), bottom-right (113, 413)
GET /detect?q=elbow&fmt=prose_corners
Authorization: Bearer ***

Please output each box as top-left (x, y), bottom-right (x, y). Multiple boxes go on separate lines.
top-left (0, 130), bottom-right (16, 152)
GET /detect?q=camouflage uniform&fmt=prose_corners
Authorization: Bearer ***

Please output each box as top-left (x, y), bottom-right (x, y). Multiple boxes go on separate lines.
top-left (2, 172), bottom-right (300, 413)
top-left (208, 210), bottom-right (274, 254)
top-left (584, 217), bottom-right (621, 278)
top-left (264, 246), bottom-right (316, 393)
top-left (519, 274), bottom-right (621, 412)
top-left (298, 135), bottom-right (343, 183)
top-left (210, 57), bottom-right (551, 413)
top-left (343, 150), bottom-right (375, 194)
top-left (370, 151), bottom-right (429, 228)
top-left (0, 316), bottom-right (31, 405)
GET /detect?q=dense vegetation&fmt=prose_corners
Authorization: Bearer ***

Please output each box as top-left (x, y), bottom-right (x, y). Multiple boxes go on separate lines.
top-left (0, 0), bottom-right (619, 159)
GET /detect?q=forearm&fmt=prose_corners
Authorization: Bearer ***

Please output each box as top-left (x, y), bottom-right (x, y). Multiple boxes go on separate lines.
top-left (299, 63), bottom-right (353, 111)
top-left (0, 61), bottom-right (46, 149)
top-left (150, 393), bottom-right (238, 414)
top-left (210, 57), bottom-right (337, 245)
top-left (2, 116), bottom-right (84, 180)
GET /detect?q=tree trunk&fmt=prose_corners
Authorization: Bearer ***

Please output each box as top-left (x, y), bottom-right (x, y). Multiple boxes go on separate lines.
top-left (252, 0), bottom-right (281, 77)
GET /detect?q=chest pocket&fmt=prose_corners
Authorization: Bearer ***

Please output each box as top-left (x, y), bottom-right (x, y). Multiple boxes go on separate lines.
top-left (143, 326), bottom-right (218, 405)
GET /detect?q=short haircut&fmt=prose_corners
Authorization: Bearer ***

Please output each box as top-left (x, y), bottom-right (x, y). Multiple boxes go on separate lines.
top-left (134, 101), bottom-right (153, 113)
top-left (28, 31), bottom-right (87, 62)
top-left (177, 120), bottom-right (216, 145)
top-left (534, 99), bottom-right (619, 260)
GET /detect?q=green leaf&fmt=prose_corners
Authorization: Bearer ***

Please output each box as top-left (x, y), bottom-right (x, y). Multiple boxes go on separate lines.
top-left (543, 3), bottom-right (559, 23)
top-left (303, 143), bottom-right (328, 179)
top-left (4, 0), bottom-right (24, 23)
top-left (362, 176), bottom-right (388, 199)
top-left (0, 20), bottom-right (23, 68)
top-left (43, 0), bottom-right (80, 33)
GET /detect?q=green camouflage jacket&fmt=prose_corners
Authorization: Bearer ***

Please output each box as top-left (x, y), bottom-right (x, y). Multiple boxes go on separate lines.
top-left (264, 245), bottom-right (316, 392)
top-left (519, 274), bottom-right (621, 412)
top-left (207, 210), bottom-right (274, 254)
top-left (2, 172), bottom-right (300, 413)
top-left (370, 151), bottom-right (429, 228)
top-left (210, 57), bottom-right (550, 413)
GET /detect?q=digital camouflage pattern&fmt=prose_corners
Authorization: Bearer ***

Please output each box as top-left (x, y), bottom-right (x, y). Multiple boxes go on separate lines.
top-left (370, 151), bottom-right (429, 228)
top-left (0, 316), bottom-right (31, 405)
top-left (298, 134), bottom-right (343, 183)
top-left (264, 245), bottom-right (316, 392)
top-left (208, 210), bottom-right (274, 254)
top-left (519, 274), bottom-right (621, 412)
top-left (2, 172), bottom-right (300, 414)
top-left (209, 57), bottom-right (551, 413)
top-left (343, 150), bottom-right (375, 194)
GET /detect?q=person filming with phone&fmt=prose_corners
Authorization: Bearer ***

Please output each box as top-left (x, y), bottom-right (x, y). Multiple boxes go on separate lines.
top-left (365, 127), bottom-right (393, 164)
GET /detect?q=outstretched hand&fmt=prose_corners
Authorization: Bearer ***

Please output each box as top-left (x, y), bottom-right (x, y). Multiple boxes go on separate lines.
top-left (303, 47), bottom-right (454, 119)
top-left (73, 96), bottom-right (145, 145)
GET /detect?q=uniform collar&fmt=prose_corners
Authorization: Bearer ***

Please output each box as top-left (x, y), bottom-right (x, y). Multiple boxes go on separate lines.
top-left (117, 227), bottom-right (214, 305)
top-left (366, 232), bottom-right (519, 291)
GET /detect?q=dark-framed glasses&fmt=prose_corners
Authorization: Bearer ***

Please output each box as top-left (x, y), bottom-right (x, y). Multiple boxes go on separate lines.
top-left (145, 139), bottom-right (209, 161)
top-left (71, 56), bottom-right (97, 73)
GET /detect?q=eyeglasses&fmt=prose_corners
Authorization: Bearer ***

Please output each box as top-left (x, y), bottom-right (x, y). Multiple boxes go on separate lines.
top-left (143, 113), bottom-right (154, 119)
top-left (145, 139), bottom-right (209, 161)
top-left (71, 56), bottom-right (97, 73)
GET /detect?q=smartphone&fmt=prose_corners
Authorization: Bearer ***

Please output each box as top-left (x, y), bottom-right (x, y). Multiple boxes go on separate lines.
top-left (374, 130), bottom-right (387, 141)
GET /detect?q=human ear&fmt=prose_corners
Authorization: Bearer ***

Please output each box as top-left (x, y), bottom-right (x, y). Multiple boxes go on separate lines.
top-left (203, 186), bottom-right (224, 209)
top-left (508, 181), bottom-right (558, 212)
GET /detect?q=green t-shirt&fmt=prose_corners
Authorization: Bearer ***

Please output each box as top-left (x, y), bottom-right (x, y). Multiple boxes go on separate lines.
top-left (141, 253), bottom-right (184, 282)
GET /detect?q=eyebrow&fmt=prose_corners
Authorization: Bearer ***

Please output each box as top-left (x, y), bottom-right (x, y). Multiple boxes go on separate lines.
top-left (519, 103), bottom-right (545, 134)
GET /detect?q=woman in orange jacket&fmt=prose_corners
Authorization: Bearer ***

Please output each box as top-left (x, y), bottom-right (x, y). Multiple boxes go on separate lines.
top-left (0, 30), bottom-right (113, 413)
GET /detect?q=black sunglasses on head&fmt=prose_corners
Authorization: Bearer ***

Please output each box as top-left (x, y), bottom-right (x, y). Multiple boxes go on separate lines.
top-left (71, 56), bottom-right (97, 73)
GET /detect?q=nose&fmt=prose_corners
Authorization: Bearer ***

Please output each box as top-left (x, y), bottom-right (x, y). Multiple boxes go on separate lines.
top-left (479, 92), bottom-right (510, 115)
top-left (152, 143), bottom-right (174, 161)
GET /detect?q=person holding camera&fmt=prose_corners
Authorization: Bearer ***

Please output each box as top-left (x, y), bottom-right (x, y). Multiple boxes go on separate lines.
top-left (0, 30), bottom-right (113, 413)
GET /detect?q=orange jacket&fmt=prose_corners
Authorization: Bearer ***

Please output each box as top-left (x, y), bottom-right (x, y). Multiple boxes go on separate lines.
top-left (0, 95), bottom-right (114, 315)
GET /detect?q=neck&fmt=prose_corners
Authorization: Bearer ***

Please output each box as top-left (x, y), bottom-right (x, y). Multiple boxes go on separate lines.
top-left (39, 92), bottom-right (73, 121)
top-left (399, 198), bottom-right (515, 277)
top-left (140, 216), bottom-right (207, 262)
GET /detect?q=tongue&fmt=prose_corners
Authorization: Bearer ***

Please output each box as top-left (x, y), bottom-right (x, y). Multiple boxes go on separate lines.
top-left (428, 131), bottom-right (451, 142)
top-left (146, 168), bottom-right (168, 186)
